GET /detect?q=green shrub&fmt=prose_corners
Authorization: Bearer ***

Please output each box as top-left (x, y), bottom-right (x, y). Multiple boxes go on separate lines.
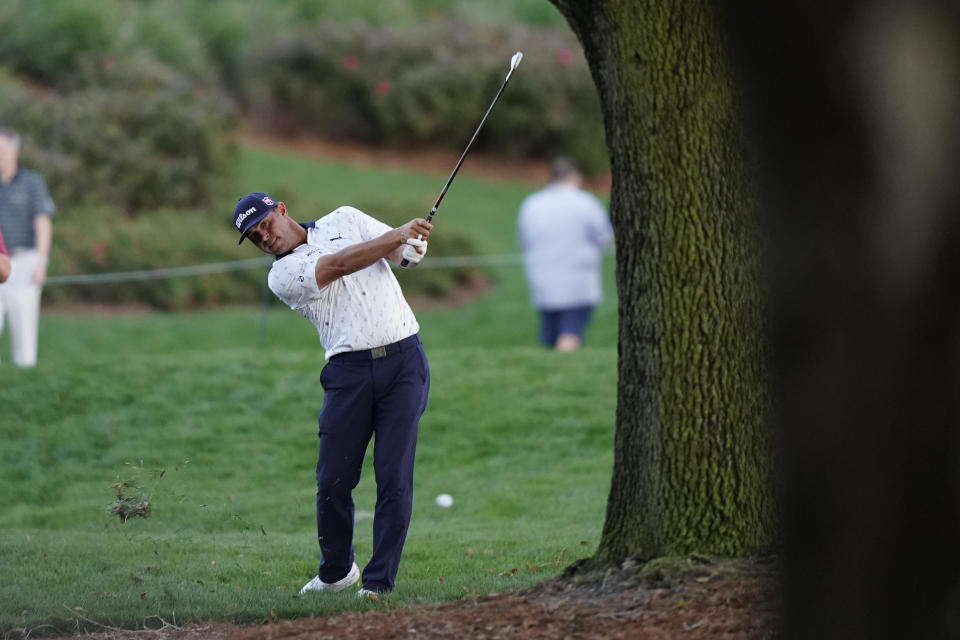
top-left (0, 0), bottom-right (121, 86)
top-left (0, 57), bottom-right (236, 213)
top-left (127, 2), bottom-right (220, 84)
top-left (181, 1), bottom-right (259, 91)
top-left (0, 0), bottom-right (222, 89)
top-left (0, 3), bottom-right (606, 175)
top-left (244, 25), bottom-right (378, 141)
top-left (246, 18), bottom-right (607, 174)
top-left (46, 206), bottom-right (265, 311)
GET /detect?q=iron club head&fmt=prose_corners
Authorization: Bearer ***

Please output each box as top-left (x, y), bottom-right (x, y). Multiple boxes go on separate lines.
top-left (506, 51), bottom-right (523, 81)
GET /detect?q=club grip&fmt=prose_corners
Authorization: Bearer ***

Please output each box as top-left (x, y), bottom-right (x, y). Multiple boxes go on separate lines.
top-left (400, 234), bottom-right (423, 269)
top-left (399, 207), bottom-right (436, 268)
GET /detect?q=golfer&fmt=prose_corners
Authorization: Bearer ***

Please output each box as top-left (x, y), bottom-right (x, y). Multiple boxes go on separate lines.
top-left (232, 192), bottom-right (432, 598)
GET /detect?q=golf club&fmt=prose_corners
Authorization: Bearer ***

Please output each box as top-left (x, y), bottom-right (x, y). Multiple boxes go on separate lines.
top-left (400, 51), bottom-right (524, 268)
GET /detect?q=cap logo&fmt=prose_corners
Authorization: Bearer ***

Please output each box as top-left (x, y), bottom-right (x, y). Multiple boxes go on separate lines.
top-left (262, 196), bottom-right (275, 206)
top-left (235, 206), bottom-right (258, 229)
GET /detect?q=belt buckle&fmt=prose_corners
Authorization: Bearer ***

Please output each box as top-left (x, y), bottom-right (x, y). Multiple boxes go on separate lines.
top-left (371, 346), bottom-right (387, 359)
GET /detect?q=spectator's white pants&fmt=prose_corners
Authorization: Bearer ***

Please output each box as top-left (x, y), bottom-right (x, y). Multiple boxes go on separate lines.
top-left (0, 250), bottom-right (43, 367)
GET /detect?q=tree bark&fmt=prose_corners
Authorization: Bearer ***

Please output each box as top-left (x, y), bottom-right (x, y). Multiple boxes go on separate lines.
top-left (552, 0), bottom-right (775, 562)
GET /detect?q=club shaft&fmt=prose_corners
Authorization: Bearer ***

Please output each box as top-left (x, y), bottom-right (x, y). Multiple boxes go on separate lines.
top-left (401, 57), bottom-right (519, 267)
top-left (427, 76), bottom-right (512, 221)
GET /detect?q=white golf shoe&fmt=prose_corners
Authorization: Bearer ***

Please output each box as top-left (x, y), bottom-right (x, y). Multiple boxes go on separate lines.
top-left (356, 587), bottom-right (382, 601)
top-left (298, 562), bottom-right (360, 595)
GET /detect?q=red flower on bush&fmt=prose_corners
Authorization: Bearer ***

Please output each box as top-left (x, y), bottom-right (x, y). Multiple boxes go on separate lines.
top-left (556, 48), bottom-right (574, 66)
top-left (341, 54), bottom-right (359, 72)
top-left (90, 242), bottom-right (107, 264)
top-left (374, 80), bottom-right (391, 97)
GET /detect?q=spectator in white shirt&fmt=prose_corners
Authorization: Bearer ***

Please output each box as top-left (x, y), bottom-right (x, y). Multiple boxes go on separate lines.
top-left (517, 157), bottom-right (613, 351)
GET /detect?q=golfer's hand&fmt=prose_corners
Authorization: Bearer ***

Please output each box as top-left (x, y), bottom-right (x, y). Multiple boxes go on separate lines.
top-left (395, 218), bottom-right (432, 267)
top-left (402, 237), bottom-right (428, 264)
top-left (397, 218), bottom-right (432, 243)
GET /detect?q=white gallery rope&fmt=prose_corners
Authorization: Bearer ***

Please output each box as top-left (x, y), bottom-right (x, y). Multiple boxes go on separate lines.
top-left (45, 253), bottom-right (523, 286)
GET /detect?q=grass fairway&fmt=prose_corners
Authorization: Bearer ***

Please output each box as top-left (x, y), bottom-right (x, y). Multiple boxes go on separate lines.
top-left (0, 150), bottom-right (617, 635)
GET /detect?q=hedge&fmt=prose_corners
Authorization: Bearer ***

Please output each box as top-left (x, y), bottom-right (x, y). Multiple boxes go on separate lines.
top-left (0, 59), bottom-right (236, 213)
top-left (244, 17), bottom-right (607, 174)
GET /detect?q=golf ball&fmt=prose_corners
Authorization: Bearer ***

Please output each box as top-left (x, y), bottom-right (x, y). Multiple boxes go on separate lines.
top-left (435, 493), bottom-right (453, 508)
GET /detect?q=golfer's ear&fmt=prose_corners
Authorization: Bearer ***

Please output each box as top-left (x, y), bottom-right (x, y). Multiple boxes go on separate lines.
top-left (276, 202), bottom-right (287, 216)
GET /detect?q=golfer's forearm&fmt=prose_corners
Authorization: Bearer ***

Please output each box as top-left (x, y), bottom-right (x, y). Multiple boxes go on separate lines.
top-left (387, 245), bottom-right (408, 264)
top-left (314, 229), bottom-right (403, 286)
top-left (0, 255), bottom-right (10, 282)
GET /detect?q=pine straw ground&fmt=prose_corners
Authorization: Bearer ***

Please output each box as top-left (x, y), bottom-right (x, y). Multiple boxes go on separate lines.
top-left (41, 557), bottom-right (778, 640)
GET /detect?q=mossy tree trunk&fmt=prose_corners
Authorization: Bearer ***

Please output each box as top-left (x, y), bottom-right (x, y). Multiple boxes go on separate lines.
top-left (550, 0), bottom-right (775, 563)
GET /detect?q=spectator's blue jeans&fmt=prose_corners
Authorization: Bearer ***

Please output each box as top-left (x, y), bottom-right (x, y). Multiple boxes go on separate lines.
top-left (539, 305), bottom-right (594, 347)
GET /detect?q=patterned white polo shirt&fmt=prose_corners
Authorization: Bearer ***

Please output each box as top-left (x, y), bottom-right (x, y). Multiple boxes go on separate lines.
top-left (268, 206), bottom-right (419, 359)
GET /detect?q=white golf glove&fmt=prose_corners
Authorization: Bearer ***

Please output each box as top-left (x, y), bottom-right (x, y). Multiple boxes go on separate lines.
top-left (402, 237), bottom-right (428, 265)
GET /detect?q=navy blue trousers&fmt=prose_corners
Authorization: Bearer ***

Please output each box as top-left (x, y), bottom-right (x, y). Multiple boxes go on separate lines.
top-left (314, 334), bottom-right (429, 592)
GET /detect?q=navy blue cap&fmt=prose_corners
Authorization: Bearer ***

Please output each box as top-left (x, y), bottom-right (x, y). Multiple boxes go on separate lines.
top-left (233, 192), bottom-right (277, 244)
